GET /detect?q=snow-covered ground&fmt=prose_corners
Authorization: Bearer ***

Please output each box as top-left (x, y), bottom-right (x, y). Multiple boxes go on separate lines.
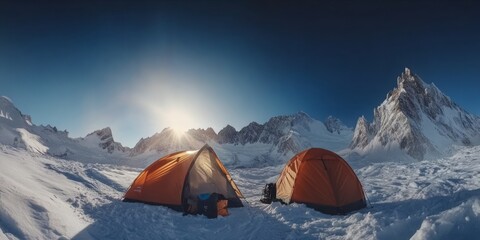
top-left (1, 145), bottom-right (479, 240)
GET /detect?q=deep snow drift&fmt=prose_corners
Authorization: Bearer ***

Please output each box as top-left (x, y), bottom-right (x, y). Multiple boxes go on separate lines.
top-left (1, 145), bottom-right (479, 240)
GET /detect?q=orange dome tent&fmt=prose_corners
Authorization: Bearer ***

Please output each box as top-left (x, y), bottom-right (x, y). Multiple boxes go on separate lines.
top-left (275, 148), bottom-right (366, 214)
top-left (123, 144), bottom-right (244, 210)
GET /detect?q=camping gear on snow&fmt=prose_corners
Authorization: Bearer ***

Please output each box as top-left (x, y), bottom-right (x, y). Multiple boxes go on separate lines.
top-left (185, 197), bottom-right (198, 214)
top-left (260, 183), bottom-right (276, 204)
top-left (184, 193), bottom-right (229, 218)
top-left (197, 193), bottom-right (229, 218)
top-left (197, 193), bottom-right (219, 218)
top-left (274, 148), bottom-right (366, 214)
top-left (123, 144), bottom-right (244, 213)
top-left (217, 199), bottom-right (229, 217)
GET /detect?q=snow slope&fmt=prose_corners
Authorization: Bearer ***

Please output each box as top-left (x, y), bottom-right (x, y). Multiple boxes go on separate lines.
top-left (1, 145), bottom-right (479, 239)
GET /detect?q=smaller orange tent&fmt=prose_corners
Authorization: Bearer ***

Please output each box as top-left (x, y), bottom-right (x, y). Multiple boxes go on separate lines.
top-left (123, 144), bottom-right (243, 210)
top-left (276, 148), bottom-right (366, 214)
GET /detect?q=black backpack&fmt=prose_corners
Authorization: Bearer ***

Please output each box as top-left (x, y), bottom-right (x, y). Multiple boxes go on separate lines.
top-left (260, 183), bottom-right (276, 204)
top-left (197, 193), bottom-right (219, 219)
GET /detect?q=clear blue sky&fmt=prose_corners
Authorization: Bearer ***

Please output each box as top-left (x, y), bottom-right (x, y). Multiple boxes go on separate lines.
top-left (1, 1), bottom-right (479, 147)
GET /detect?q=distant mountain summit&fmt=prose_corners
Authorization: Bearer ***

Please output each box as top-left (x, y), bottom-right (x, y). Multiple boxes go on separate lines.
top-left (0, 96), bottom-right (31, 127)
top-left (132, 127), bottom-right (203, 154)
top-left (324, 116), bottom-right (350, 134)
top-left (0, 96), bottom-right (39, 149)
top-left (217, 125), bottom-right (238, 144)
top-left (83, 127), bottom-right (128, 153)
top-left (350, 68), bottom-right (480, 160)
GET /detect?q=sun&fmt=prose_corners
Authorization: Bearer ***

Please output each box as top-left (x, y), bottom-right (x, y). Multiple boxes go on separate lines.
top-left (138, 93), bottom-right (195, 136)
top-left (164, 108), bottom-right (192, 135)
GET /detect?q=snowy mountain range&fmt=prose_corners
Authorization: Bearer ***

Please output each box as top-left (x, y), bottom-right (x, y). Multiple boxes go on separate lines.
top-left (127, 111), bottom-right (353, 167)
top-left (1, 68), bottom-right (479, 165)
top-left (132, 112), bottom-right (352, 155)
top-left (0, 95), bottom-right (352, 167)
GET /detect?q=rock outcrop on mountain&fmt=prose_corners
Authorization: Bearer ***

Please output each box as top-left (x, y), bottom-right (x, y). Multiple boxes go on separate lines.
top-left (217, 125), bottom-right (238, 144)
top-left (132, 128), bottom-right (204, 155)
top-left (237, 122), bottom-right (264, 145)
top-left (83, 127), bottom-right (128, 153)
top-left (187, 128), bottom-right (218, 142)
top-left (0, 96), bottom-right (30, 128)
top-left (350, 68), bottom-right (480, 160)
top-left (324, 116), bottom-right (350, 134)
top-left (350, 116), bottom-right (373, 149)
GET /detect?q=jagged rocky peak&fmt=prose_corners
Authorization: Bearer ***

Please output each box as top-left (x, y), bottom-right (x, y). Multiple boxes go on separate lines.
top-left (131, 126), bottom-right (204, 155)
top-left (292, 111), bottom-right (313, 128)
top-left (237, 121), bottom-right (264, 145)
top-left (217, 125), bottom-right (238, 144)
top-left (132, 128), bottom-right (177, 153)
top-left (205, 127), bottom-right (217, 137)
top-left (351, 116), bottom-right (372, 148)
top-left (86, 127), bottom-right (126, 153)
top-left (0, 96), bottom-right (30, 126)
top-left (87, 127), bottom-right (113, 140)
top-left (351, 68), bottom-right (480, 160)
top-left (390, 68), bottom-right (458, 122)
top-left (293, 111), bottom-right (312, 121)
top-left (23, 115), bottom-right (32, 125)
top-left (132, 137), bottom-right (149, 154)
top-left (258, 112), bottom-right (311, 144)
top-left (187, 127), bottom-right (218, 142)
top-left (324, 116), bottom-right (348, 134)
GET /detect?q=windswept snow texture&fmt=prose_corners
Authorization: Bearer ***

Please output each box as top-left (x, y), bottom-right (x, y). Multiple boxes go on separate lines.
top-left (1, 145), bottom-right (479, 239)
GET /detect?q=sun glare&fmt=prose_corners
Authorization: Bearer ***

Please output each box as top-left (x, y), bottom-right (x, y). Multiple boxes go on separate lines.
top-left (133, 79), bottom-right (201, 137)
top-left (164, 108), bottom-right (192, 135)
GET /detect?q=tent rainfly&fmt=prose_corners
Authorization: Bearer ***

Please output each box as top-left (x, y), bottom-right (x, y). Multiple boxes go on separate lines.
top-left (123, 144), bottom-right (244, 210)
top-left (276, 148), bottom-right (366, 214)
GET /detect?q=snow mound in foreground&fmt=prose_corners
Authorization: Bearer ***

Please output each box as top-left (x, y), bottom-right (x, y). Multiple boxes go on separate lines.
top-left (411, 198), bottom-right (480, 240)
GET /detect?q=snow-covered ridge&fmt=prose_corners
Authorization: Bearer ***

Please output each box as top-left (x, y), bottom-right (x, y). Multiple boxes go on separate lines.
top-left (350, 68), bottom-right (480, 160)
top-left (0, 96), bottom-right (130, 164)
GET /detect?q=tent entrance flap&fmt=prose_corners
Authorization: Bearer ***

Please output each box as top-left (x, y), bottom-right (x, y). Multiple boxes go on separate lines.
top-left (184, 149), bottom-right (237, 200)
